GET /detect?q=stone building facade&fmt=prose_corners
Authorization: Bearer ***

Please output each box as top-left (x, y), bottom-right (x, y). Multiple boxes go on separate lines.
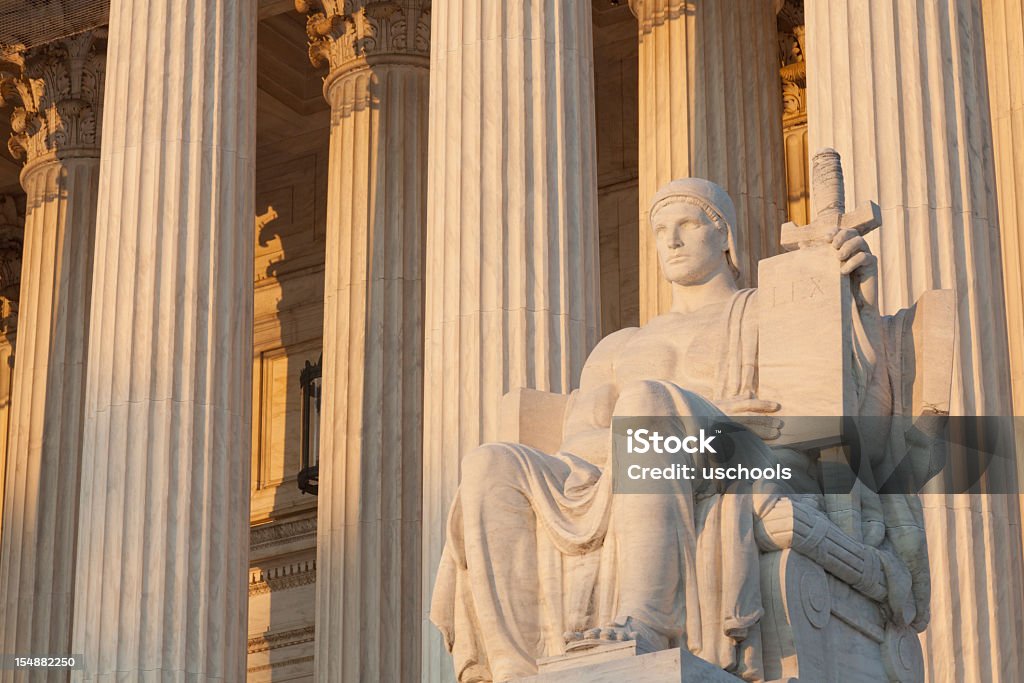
top-left (0, 0), bottom-right (1021, 681)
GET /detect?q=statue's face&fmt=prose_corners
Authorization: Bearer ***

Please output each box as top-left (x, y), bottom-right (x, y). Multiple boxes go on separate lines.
top-left (651, 201), bottom-right (729, 286)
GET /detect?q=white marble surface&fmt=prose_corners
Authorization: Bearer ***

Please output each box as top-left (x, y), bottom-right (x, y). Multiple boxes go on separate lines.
top-left (70, 1), bottom-right (256, 680)
top-left (421, 1), bottom-right (603, 679)
top-left (806, 0), bottom-right (1024, 678)
top-left (0, 31), bottom-right (104, 673)
top-left (301, 1), bottom-right (431, 681)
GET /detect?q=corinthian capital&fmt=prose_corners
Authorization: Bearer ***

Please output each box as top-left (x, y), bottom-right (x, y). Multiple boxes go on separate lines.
top-left (295, 0), bottom-right (430, 74)
top-left (0, 30), bottom-right (107, 167)
top-left (629, 0), bottom-right (784, 32)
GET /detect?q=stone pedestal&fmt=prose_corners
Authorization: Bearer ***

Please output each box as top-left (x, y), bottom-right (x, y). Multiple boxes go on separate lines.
top-left (421, 0), bottom-right (602, 679)
top-left (295, 1), bottom-right (430, 681)
top-left (0, 32), bottom-right (104, 673)
top-left (520, 647), bottom-right (742, 683)
top-left (630, 0), bottom-right (787, 320)
top-left (70, 1), bottom-right (256, 680)
top-left (806, 0), bottom-right (1024, 677)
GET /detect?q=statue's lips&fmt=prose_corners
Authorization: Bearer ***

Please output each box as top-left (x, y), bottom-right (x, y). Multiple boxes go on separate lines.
top-left (666, 255), bottom-right (688, 264)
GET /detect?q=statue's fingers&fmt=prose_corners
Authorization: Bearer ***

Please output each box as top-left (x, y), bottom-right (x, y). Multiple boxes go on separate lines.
top-left (831, 226), bottom-right (859, 248)
top-left (840, 251), bottom-right (871, 275)
top-left (584, 627), bottom-right (601, 639)
top-left (835, 235), bottom-right (868, 260)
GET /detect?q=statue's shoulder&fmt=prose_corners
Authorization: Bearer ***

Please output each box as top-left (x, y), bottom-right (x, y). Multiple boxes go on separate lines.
top-left (587, 326), bottom-right (641, 365)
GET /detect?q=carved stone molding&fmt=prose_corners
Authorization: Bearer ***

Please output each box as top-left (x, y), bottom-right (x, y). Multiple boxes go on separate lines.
top-left (247, 656), bottom-right (315, 674)
top-left (247, 625), bottom-right (316, 654)
top-left (0, 30), bottom-right (106, 170)
top-left (249, 515), bottom-right (317, 552)
top-left (295, 0), bottom-right (430, 77)
top-left (248, 560), bottom-right (316, 596)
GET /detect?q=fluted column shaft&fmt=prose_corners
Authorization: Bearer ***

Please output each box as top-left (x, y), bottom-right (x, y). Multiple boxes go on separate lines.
top-left (631, 0), bottom-right (787, 320)
top-left (296, 1), bottom-right (430, 681)
top-left (980, 0), bottom-right (1024, 506)
top-left (0, 33), bottom-right (104, 678)
top-left (982, 0), bottom-right (1024, 415)
top-left (70, 1), bottom-right (255, 680)
top-left (806, 1), bottom-right (1023, 680)
top-left (422, 0), bottom-right (601, 679)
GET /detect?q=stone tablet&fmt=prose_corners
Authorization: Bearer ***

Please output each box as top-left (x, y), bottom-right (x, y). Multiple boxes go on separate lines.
top-left (757, 246), bottom-right (853, 447)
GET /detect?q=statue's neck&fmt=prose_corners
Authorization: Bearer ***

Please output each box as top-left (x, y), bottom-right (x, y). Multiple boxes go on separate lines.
top-left (669, 271), bottom-right (739, 314)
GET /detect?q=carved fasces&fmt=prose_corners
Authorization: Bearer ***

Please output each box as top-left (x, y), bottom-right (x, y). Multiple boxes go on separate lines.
top-left (295, 0), bottom-right (430, 72)
top-left (0, 30), bottom-right (106, 165)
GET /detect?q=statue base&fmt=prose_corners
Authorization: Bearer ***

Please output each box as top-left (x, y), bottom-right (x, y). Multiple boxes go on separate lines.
top-left (520, 646), bottom-right (743, 682)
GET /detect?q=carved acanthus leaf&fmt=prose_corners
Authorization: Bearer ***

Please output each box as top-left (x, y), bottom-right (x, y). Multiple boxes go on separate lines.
top-left (295, 0), bottom-right (430, 73)
top-left (0, 30), bottom-right (106, 165)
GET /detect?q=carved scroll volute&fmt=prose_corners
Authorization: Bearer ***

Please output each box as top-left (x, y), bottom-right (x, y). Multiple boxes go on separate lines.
top-left (0, 30), bottom-right (107, 167)
top-left (295, 0), bottom-right (431, 74)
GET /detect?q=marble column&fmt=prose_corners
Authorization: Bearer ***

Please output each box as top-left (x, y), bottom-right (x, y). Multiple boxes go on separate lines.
top-left (421, 0), bottom-right (602, 679)
top-left (70, 1), bottom-right (255, 680)
top-left (0, 33), bottom-right (104, 675)
top-left (981, 0), bottom-right (1024, 416)
top-left (979, 0), bottom-right (1024, 502)
top-left (806, 1), bottom-right (1024, 679)
top-left (630, 0), bottom-right (787, 321)
top-left (295, 1), bottom-right (430, 681)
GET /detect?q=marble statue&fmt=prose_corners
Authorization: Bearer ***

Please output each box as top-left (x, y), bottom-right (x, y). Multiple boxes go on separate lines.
top-left (431, 153), bottom-right (940, 683)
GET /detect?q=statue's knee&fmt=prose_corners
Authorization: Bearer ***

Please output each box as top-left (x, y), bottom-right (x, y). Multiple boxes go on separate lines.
top-left (615, 380), bottom-right (677, 416)
top-left (459, 443), bottom-right (523, 500)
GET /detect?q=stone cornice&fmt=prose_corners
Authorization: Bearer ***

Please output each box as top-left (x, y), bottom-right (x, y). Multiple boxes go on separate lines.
top-left (248, 560), bottom-right (317, 596)
top-left (0, 30), bottom-right (106, 168)
top-left (295, 0), bottom-right (430, 77)
top-left (247, 625), bottom-right (316, 654)
top-left (249, 515), bottom-right (317, 552)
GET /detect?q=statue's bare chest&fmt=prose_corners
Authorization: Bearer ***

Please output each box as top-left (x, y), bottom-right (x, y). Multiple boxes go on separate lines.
top-left (611, 308), bottom-right (728, 397)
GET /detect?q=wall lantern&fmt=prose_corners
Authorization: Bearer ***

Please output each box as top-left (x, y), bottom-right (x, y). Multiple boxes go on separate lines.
top-left (297, 354), bottom-right (322, 495)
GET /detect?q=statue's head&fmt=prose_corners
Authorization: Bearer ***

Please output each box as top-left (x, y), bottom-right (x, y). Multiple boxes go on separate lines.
top-left (648, 178), bottom-right (741, 286)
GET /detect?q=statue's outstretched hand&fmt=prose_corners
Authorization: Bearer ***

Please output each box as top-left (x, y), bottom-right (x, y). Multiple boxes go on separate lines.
top-left (714, 397), bottom-right (783, 441)
top-left (833, 226), bottom-right (879, 313)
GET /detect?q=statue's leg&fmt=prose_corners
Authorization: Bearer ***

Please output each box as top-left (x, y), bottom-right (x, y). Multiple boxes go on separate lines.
top-left (456, 443), bottom-right (546, 680)
top-left (603, 380), bottom-right (708, 650)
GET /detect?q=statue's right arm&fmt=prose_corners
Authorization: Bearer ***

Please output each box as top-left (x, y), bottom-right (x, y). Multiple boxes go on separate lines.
top-left (559, 327), bottom-right (639, 460)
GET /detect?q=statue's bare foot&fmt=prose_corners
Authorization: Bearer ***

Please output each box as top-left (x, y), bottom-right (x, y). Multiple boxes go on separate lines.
top-left (563, 615), bottom-right (667, 655)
